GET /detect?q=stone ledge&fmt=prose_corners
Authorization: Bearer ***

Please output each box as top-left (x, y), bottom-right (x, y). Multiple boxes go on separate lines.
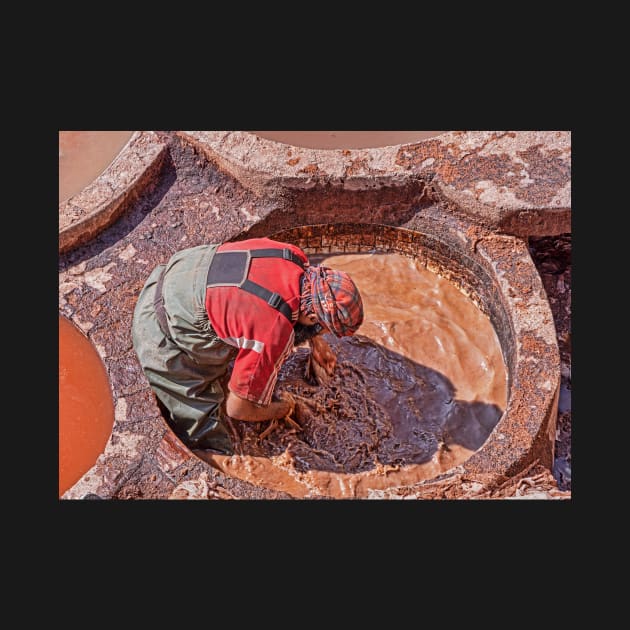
top-left (59, 131), bottom-right (169, 254)
top-left (179, 130), bottom-right (570, 237)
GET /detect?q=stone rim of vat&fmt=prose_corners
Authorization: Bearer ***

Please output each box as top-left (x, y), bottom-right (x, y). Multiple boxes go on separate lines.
top-left (178, 130), bottom-right (571, 237)
top-left (58, 131), bottom-right (571, 255)
top-left (58, 131), bottom-right (169, 254)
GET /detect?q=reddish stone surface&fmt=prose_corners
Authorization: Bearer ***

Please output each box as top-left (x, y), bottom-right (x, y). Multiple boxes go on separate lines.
top-left (179, 131), bottom-right (570, 237)
top-left (59, 131), bottom-right (571, 500)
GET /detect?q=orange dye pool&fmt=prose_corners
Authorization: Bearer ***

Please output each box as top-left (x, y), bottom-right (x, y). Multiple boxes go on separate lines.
top-left (59, 315), bottom-right (114, 497)
top-left (252, 131), bottom-right (447, 149)
top-left (58, 131), bottom-right (134, 204)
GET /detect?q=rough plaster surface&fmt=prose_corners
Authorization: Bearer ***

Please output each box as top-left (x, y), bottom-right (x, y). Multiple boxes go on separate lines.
top-left (58, 130), bottom-right (570, 500)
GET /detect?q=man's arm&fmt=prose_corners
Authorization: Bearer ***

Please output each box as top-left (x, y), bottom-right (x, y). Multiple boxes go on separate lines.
top-left (305, 334), bottom-right (337, 386)
top-left (309, 334), bottom-right (336, 374)
top-left (226, 390), bottom-right (294, 422)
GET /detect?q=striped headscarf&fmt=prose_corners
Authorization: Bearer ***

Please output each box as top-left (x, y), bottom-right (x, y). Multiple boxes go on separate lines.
top-left (301, 265), bottom-right (364, 337)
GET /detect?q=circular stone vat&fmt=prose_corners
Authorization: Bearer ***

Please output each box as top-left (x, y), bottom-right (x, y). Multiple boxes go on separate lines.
top-left (194, 222), bottom-right (560, 499)
top-left (251, 131), bottom-right (448, 149)
top-left (59, 315), bottom-right (115, 497)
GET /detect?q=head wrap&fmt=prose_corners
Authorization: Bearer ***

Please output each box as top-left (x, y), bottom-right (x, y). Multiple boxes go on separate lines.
top-left (301, 265), bottom-right (364, 337)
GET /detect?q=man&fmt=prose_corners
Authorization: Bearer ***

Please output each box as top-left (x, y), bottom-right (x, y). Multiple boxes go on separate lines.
top-left (132, 236), bottom-right (364, 454)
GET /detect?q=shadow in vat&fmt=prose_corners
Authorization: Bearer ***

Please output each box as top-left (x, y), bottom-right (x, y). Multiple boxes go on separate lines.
top-left (184, 334), bottom-right (504, 475)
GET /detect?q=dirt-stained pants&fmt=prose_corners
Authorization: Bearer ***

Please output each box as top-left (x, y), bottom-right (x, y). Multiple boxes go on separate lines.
top-left (132, 244), bottom-right (237, 453)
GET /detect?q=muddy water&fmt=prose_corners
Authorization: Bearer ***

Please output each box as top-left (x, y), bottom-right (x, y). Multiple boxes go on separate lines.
top-left (58, 131), bottom-right (134, 204)
top-left (59, 316), bottom-right (115, 497)
top-left (198, 253), bottom-right (508, 499)
top-left (252, 131), bottom-right (447, 149)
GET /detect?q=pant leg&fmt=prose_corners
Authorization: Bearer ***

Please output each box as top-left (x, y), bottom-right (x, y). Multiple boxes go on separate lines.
top-left (132, 258), bottom-right (235, 453)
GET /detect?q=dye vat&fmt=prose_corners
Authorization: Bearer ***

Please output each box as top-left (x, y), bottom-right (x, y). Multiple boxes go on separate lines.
top-left (252, 131), bottom-right (446, 149)
top-left (198, 249), bottom-right (508, 498)
top-left (59, 131), bottom-right (134, 204)
top-left (59, 315), bottom-right (115, 497)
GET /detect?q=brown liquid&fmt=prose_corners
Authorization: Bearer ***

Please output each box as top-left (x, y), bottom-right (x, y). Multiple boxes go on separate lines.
top-left (198, 253), bottom-right (508, 498)
top-left (58, 131), bottom-right (134, 204)
top-left (59, 315), bottom-right (115, 497)
top-left (252, 131), bottom-right (446, 149)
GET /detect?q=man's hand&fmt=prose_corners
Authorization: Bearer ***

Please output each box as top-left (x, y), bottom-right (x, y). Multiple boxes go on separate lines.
top-left (311, 335), bottom-right (336, 374)
top-left (307, 335), bottom-right (337, 386)
top-left (259, 390), bottom-right (301, 439)
top-left (226, 390), bottom-right (294, 423)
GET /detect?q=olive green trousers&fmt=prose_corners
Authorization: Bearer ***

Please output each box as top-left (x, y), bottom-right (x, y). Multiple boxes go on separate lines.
top-left (132, 244), bottom-right (237, 453)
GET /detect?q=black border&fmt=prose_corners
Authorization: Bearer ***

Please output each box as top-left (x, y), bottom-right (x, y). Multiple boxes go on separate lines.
top-left (52, 95), bottom-right (576, 570)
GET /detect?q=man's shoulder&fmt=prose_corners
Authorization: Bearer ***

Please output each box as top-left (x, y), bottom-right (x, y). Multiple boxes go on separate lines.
top-left (219, 237), bottom-right (307, 261)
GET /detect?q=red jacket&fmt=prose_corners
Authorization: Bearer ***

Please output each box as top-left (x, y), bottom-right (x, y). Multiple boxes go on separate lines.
top-left (205, 237), bottom-right (307, 406)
